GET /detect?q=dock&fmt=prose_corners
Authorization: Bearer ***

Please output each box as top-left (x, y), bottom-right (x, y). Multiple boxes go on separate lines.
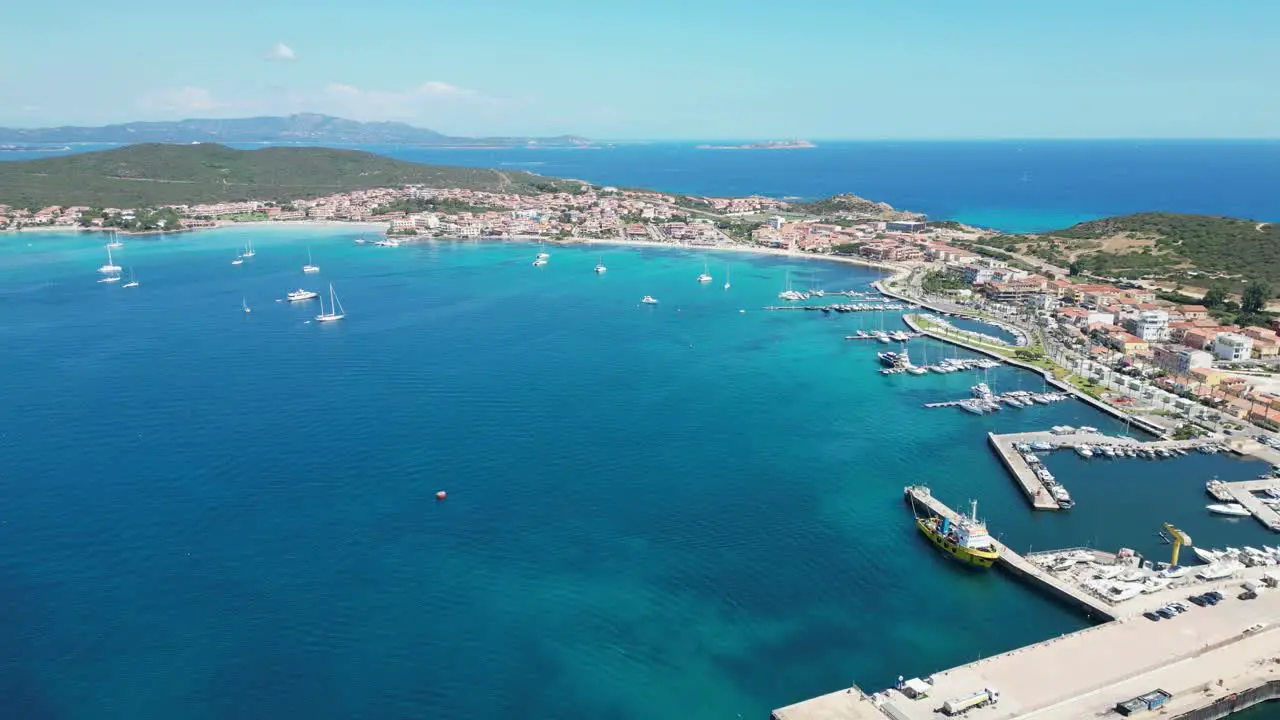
top-left (1221, 478), bottom-right (1280, 532)
top-left (905, 486), bottom-right (1115, 619)
top-left (987, 433), bottom-right (1063, 510)
top-left (773, 487), bottom-right (1280, 720)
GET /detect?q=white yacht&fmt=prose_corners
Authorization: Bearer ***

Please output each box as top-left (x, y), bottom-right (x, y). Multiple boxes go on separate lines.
top-left (1075, 445), bottom-right (1094, 458)
top-left (231, 255), bottom-right (244, 266)
top-left (243, 241), bottom-right (256, 258)
top-left (97, 274), bottom-right (121, 283)
top-left (1207, 503), bottom-right (1251, 517)
top-left (697, 262), bottom-right (712, 283)
top-left (242, 297), bottom-right (252, 314)
top-left (1192, 547), bottom-right (1222, 564)
top-left (778, 270), bottom-right (805, 301)
top-left (532, 258), bottom-right (548, 267)
top-left (98, 246), bottom-right (122, 274)
top-left (594, 257), bottom-right (607, 274)
top-left (536, 243), bottom-right (550, 260)
top-left (302, 247), bottom-right (320, 274)
top-left (641, 295), bottom-right (659, 305)
top-left (724, 268), bottom-right (731, 290)
top-left (122, 268), bottom-right (139, 289)
top-left (314, 283), bottom-right (346, 323)
top-left (105, 231), bottom-right (124, 250)
top-left (287, 288), bottom-right (319, 302)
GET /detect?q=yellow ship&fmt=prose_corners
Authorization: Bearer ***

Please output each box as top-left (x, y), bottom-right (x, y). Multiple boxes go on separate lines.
top-left (916, 499), bottom-right (1000, 568)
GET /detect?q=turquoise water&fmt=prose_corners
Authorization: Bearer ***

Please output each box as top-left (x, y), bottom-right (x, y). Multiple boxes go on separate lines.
top-left (2, 227), bottom-right (1278, 719)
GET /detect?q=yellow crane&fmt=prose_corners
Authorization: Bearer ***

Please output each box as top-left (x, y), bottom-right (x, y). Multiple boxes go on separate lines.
top-left (1164, 523), bottom-right (1192, 566)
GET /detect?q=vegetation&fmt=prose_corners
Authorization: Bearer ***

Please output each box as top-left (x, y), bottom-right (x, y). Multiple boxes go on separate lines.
top-left (922, 269), bottom-right (968, 293)
top-left (1044, 212), bottom-right (1280, 284)
top-left (788, 193), bottom-right (901, 218)
top-left (0, 143), bottom-right (583, 208)
top-left (78, 207), bottom-right (185, 232)
top-left (1172, 423), bottom-right (1207, 441)
top-left (714, 218), bottom-right (761, 241)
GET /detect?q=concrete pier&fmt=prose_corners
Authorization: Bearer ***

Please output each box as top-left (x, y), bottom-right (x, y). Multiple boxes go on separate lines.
top-left (987, 432), bottom-right (1061, 510)
top-left (773, 487), bottom-right (1280, 720)
top-left (1221, 478), bottom-right (1280, 532)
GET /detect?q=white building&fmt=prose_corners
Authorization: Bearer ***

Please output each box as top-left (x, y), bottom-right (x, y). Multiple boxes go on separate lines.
top-left (769, 215), bottom-right (786, 230)
top-left (1152, 346), bottom-right (1214, 374)
top-left (1128, 309), bottom-right (1169, 342)
top-left (1213, 332), bottom-right (1254, 361)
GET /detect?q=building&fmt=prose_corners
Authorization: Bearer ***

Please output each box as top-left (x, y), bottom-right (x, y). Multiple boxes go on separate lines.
top-left (982, 278), bottom-right (1047, 303)
top-left (1152, 346), bottom-right (1214, 375)
top-left (1213, 332), bottom-right (1254, 361)
top-left (1182, 329), bottom-right (1217, 351)
top-left (1107, 332), bottom-right (1149, 355)
top-left (1179, 305), bottom-right (1210, 321)
top-left (1125, 309), bottom-right (1169, 342)
top-left (886, 220), bottom-right (927, 233)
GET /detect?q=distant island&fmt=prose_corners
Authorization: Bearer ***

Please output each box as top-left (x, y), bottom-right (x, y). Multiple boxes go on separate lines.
top-left (696, 139), bottom-right (816, 150)
top-left (0, 113), bottom-right (592, 148)
top-left (0, 143), bottom-right (585, 208)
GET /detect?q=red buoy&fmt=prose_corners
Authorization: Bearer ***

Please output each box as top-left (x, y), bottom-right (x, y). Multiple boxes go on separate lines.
top-left (436, 491), bottom-right (448, 501)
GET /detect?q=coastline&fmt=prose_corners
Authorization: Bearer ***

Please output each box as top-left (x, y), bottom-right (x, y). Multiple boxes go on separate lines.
top-left (579, 236), bottom-right (907, 276)
top-left (1, 219), bottom-right (392, 238)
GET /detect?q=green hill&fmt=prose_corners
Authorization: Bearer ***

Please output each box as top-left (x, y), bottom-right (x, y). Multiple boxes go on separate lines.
top-left (0, 143), bottom-right (582, 208)
top-left (1042, 212), bottom-right (1280, 283)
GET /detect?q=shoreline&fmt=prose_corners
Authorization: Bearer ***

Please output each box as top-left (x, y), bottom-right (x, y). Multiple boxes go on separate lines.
top-left (1, 219), bottom-right (392, 238)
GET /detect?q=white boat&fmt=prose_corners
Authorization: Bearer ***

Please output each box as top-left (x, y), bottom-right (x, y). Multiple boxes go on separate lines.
top-left (532, 258), bottom-right (548, 267)
top-left (97, 275), bottom-right (121, 283)
top-left (314, 283), bottom-right (346, 322)
top-left (640, 295), bottom-right (659, 305)
top-left (105, 231), bottom-right (123, 250)
top-left (1192, 547), bottom-right (1222, 564)
top-left (778, 270), bottom-right (805, 301)
top-left (121, 268), bottom-right (139, 289)
top-left (231, 255), bottom-right (244, 266)
top-left (697, 262), bottom-right (712, 283)
top-left (242, 297), bottom-right (251, 314)
top-left (287, 288), bottom-right (319, 302)
top-left (594, 257), bottom-right (607, 274)
top-left (303, 247), bottom-right (320, 274)
top-left (98, 246), bottom-right (122, 274)
top-left (1207, 503), bottom-right (1251, 517)
top-left (1075, 445), bottom-right (1094, 458)
top-left (243, 241), bottom-right (256, 258)
top-left (724, 268), bottom-right (731, 290)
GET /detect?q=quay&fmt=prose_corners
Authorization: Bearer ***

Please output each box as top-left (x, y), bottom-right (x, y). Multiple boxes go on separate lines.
top-left (988, 429), bottom-right (1224, 510)
top-left (772, 487), bottom-right (1280, 720)
top-left (1221, 478), bottom-right (1280, 532)
top-left (763, 303), bottom-right (909, 313)
top-left (904, 486), bottom-right (1115, 619)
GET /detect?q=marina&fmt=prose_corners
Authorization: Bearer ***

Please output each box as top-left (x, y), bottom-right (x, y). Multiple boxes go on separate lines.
top-left (773, 488), bottom-right (1280, 720)
top-left (1217, 478), bottom-right (1280, 532)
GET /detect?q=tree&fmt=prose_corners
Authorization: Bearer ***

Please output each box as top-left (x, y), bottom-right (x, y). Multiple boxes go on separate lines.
top-left (1202, 286), bottom-right (1228, 308)
top-left (1242, 280), bottom-right (1271, 314)
top-left (1068, 259), bottom-right (1084, 276)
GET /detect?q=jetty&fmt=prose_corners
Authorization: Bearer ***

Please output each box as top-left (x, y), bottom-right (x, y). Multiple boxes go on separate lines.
top-left (1220, 478), bottom-right (1280, 532)
top-left (987, 433), bottom-right (1061, 510)
top-left (773, 487), bottom-right (1280, 720)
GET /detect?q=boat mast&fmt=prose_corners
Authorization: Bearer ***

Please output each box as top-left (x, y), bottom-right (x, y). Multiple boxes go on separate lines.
top-left (970, 499), bottom-right (978, 523)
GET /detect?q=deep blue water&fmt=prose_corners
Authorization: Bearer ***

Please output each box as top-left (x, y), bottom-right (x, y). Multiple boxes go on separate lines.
top-left (6, 141), bottom-right (1280, 232)
top-left (2, 228), bottom-right (1279, 719)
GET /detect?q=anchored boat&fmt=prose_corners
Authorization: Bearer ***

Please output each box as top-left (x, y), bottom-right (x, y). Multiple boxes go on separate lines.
top-left (907, 487), bottom-right (999, 568)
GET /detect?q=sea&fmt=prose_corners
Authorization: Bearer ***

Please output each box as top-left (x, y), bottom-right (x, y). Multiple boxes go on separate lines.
top-left (5, 140), bottom-right (1280, 232)
top-left (2, 226), bottom-right (1279, 719)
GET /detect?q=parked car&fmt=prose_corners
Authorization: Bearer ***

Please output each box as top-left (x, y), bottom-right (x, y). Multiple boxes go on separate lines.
top-left (1155, 608), bottom-right (1175, 619)
top-left (1170, 602), bottom-right (1188, 613)
top-left (1188, 595), bottom-right (1208, 607)
top-left (1143, 611), bottom-right (1161, 622)
top-left (1207, 591), bottom-right (1225, 601)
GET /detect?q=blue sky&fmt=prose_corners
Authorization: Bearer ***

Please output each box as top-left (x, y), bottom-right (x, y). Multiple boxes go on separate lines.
top-left (1, 0), bottom-right (1276, 139)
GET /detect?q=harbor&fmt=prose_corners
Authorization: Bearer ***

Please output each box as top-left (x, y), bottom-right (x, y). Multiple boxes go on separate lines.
top-left (1218, 478), bottom-right (1280, 532)
top-left (772, 487), bottom-right (1280, 720)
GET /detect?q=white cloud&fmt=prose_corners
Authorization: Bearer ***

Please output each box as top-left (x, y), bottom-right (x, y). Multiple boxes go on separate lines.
top-left (268, 42), bottom-right (296, 61)
top-left (138, 86), bottom-right (227, 113)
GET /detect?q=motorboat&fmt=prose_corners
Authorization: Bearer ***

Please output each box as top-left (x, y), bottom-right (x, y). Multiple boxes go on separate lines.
top-left (532, 258), bottom-right (548, 267)
top-left (641, 296), bottom-right (659, 305)
top-left (1206, 503), bottom-right (1251, 517)
top-left (1075, 445), bottom-right (1094, 458)
top-left (287, 289), bottom-right (319, 302)
top-left (231, 255), bottom-right (244, 266)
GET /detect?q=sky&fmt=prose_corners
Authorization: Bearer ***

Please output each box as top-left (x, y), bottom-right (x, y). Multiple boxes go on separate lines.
top-left (1, 0), bottom-right (1277, 139)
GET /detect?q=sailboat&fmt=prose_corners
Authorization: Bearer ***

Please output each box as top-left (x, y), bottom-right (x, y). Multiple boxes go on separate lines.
top-left (98, 245), bottom-right (122, 274)
top-left (536, 242), bottom-right (550, 260)
top-left (724, 267), bottom-right (731, 290)
top-left (122, 268), bottom-right (139, 288)
top-left (314, 283), bottom-right (345, 322)
top-left (302, 247), bottom-right (320, 274)
top-left (242, 297), bottom-right (252, 314)
top-left (105, 230), bottom-right (123, 250)
top-left (243, 240), bottom-right (256, 258)
top-left (778, 270), bottom-right (804, 301)
top-left (231, 254), bottom-right (244, 266)
top-left (697, 261), bottom-right (712, 283)
top-left (594, 257), bottom-right (607, 274)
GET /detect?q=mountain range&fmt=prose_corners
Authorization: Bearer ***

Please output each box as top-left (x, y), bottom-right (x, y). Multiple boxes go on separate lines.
top-left (0, 113), bottom-right (591, 147)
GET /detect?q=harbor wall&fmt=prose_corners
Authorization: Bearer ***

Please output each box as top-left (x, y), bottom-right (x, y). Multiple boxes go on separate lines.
top-left (992, 551), bottom-right (1115, 623)
top-left (898, 314), bottom-right (1165, 438)
top-left (986, 431), bottom-right (1050, 508)
top-left (1172, 681), bottom-right (1280, 720)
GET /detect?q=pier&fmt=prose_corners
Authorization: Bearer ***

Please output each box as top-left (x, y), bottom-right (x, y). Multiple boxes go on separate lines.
top-left (987, 433), bottom-right (1061, 510)
top-left (1221, 478), bottom-right (1280, 532)
top-left (772, 487), bottom-right (1280, 720)
top-left (904, 486), bottom-right (1115, 618)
